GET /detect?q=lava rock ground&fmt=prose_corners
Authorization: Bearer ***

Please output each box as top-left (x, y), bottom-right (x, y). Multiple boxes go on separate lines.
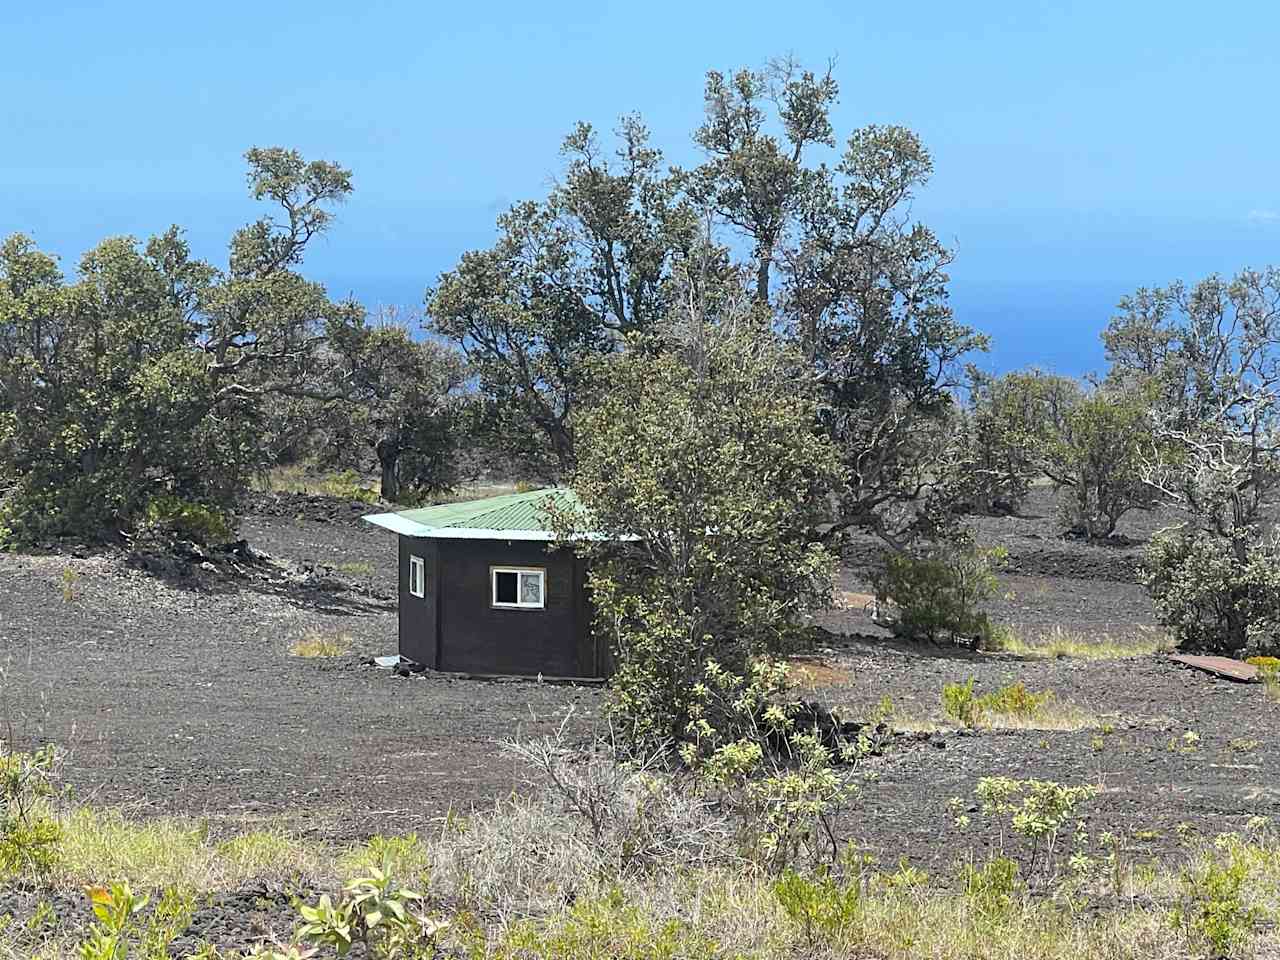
top-left (2, 485), bottom-right (1278, 953)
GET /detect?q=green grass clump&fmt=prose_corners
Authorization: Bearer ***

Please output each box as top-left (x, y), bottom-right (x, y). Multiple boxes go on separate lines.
top-left (942, 680), bottom-right (1098, 730)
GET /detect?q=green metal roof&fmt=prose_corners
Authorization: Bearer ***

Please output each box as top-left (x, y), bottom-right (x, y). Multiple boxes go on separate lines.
top-left (362, 487), bottom-right (585, 540)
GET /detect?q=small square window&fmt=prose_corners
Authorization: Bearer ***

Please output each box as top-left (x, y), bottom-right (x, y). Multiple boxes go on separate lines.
top-left (492, 567), bottom-right (545, 609)
top-left (408, 555), bottom-right (425, 598)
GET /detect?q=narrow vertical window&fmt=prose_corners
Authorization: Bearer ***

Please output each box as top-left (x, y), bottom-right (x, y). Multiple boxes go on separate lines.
top-left (409, 555), bottom-right (425, 598)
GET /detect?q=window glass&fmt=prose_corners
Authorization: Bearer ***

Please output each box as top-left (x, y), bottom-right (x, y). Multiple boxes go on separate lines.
top-left (409, 556), bottom-right (425, 598)
top-left (519, 572), bottom-right (542, 605)
top-left (494, 570), bottom-right (518, 604)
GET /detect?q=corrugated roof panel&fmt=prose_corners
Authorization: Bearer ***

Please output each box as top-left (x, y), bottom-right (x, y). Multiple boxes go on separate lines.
top-left (367, 487), bottom-right (582, 535)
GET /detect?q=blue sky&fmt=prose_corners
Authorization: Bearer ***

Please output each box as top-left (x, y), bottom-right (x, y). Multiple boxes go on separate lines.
top-left (3, 1), bottom-right (1277, 375)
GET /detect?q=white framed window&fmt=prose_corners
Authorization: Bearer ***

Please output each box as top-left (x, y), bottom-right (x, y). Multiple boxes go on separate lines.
top-left (408, 555), bottom-right (425, 598)
top-left (491, 566), bottom-right (545, 609)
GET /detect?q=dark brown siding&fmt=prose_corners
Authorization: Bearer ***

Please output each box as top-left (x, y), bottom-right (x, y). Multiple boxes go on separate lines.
top-left (397, 536), bottom-right (439, 668)
top-left (395, 536), bottom-right (608, 677)
top-left (437, 539), bottom-right (585, 676)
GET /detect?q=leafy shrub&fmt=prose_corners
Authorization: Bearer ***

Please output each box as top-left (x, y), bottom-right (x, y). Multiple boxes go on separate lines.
top-left (964, 778), bottom-right (1098, 880)
top-left (961, 855), bottom-right (1021, 921)
top-left (772, 868), bottom-right (864, 949)
top-left (977, 682), bottom-right (1055, 718)
top-left (677, 659), bottom-right (861, 871)
top-left (875, 544), bottom-right (1006, 645)
top-left (1172, 857), bottom-right (1261, 957)
top-left (75, 882), bottom-right (150, 960)
top-left (942, 680), bottom-right (1056, 729)
top-left (0, 817), bottom-right (62, 879)
top-left (942, 679), bottom-right (982, 728)
top-left (140, 494), bottom-right (234, 546)
top-left (1246, 656), bottom-right (1279, 680)
top-left (1143, 532), bottom-right (1280, 657)
top-left (559, 309), bottom-right (840, 750)
top-left (1050, 391), bottom-right (1154, 541)
top-left (0, 742), bottom-right (62, 879)
top-left (298, 857), bottom-right (450, 958)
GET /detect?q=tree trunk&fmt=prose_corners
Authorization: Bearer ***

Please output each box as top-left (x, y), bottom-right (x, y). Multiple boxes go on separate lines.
top-left (376, 435), bottom-right (401, 502)
top-left (755, 252), bottom-right (772, 305)
top-left (380, 457), bottom-right (398, 502)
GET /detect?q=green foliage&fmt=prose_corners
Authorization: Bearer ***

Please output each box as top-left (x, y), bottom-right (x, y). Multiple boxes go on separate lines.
top-left (429, 118), bottom-right (695, 477)
top-left (772, 868), bottom-right (864, 949)
top-left (297, 857), bottom-right (448, 959)
top-left (941, 681), bottom-right (1081, 733)
top-left (967, 777), bottom-right (1099, 879)
top-left (239, 945), bottom-right (318, 960)
top-left (941, 679), bottom-right (982, 728)
top-left (677, 660), bottom-right (859, 870)
top-left (0, 741), bottom-right (61, 879)
top-left (75, 883), bottom-right (150, 960)
top-left (496, 888), bottom-right (717, 960)
top-left (1172, 857), bottom-right (1261, 957)
top-left (1104, 269), bottom-right (1280, 544)
top-left (959, 367), bottom-right (1079, 515)
top-left (1107, 270), bottom-right (1280, 656)
top-left (1048, 390), bottom-right (1155, 541)
top-left (317, 317), bottom-right (465, 502)
top-left (1143, 531), bottom-right (1280, 657)
top-left (0, 148), bottom-right (357, 545)
top-left (136, 886), bottom-right (197, 960)
top-left (0, 816), bottom-right (61, 879)
top-left (874, 543), bottom-right (1006, 645)
top-left (976, 682), bottom-right (1055, 718)
top-left (559, 304), bottom-right (840, 748)
top-left (959, 368), bottom-right (1153, 539)
top-left (139, 495), bottom-right (234, 545)
top-left (431, 59), bottom-right (985, 546)
top-left (961, 856), bottom-right (1021, 922)
top-left (296, 894), bottom-right (356, 956)
top-left (315, 471), bottom-right (379, 504)
top-left (1246, 656), bottom-right (1280, 678)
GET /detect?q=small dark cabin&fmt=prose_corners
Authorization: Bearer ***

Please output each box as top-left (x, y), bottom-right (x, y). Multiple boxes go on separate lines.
top-left (363, 488), bottom-right (610, 679)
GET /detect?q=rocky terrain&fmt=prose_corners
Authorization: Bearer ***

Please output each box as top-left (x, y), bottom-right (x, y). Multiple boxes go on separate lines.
top-left (1, 486), bottom-right (1278, 953)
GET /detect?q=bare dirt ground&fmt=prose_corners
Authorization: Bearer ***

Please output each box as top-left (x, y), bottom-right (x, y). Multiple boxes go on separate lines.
top-left (0, 505), bottom-right (600, 842)
top-left (0, 484), bottom-right (1277, 864)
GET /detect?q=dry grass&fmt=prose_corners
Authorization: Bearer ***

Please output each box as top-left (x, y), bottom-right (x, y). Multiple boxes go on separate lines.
top-left (7, 795), bottom-right (1280, 960)
top-left (289, 629), bottom-right (352, 658)
top-left (55, 807), bottom-right (329, 891)
top-left (834, 590), bottom-right (878, 611)
top-left (334, 560), bottom-right (375, 577)
top-left (980, 698), bottom-right (1102, 731)
top-left (260, 463), bottom-right (380, 501)
top-left (993, 625), bottom-right (1173, 661)
top-left (786, 657), bottom-right (854, 689)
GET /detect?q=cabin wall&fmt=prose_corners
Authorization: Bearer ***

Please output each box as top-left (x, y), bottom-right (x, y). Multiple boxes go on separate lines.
top-left (397, 536), bottom-right (439, 668)
top-left (437, 538), bottom-right (586, 676)
top-left (395, 536), bottom-right (608, 678)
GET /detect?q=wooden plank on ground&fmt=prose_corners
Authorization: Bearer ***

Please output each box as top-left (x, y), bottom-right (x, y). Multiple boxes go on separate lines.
top-left (1169, 654), bottom-right (1259, 683)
